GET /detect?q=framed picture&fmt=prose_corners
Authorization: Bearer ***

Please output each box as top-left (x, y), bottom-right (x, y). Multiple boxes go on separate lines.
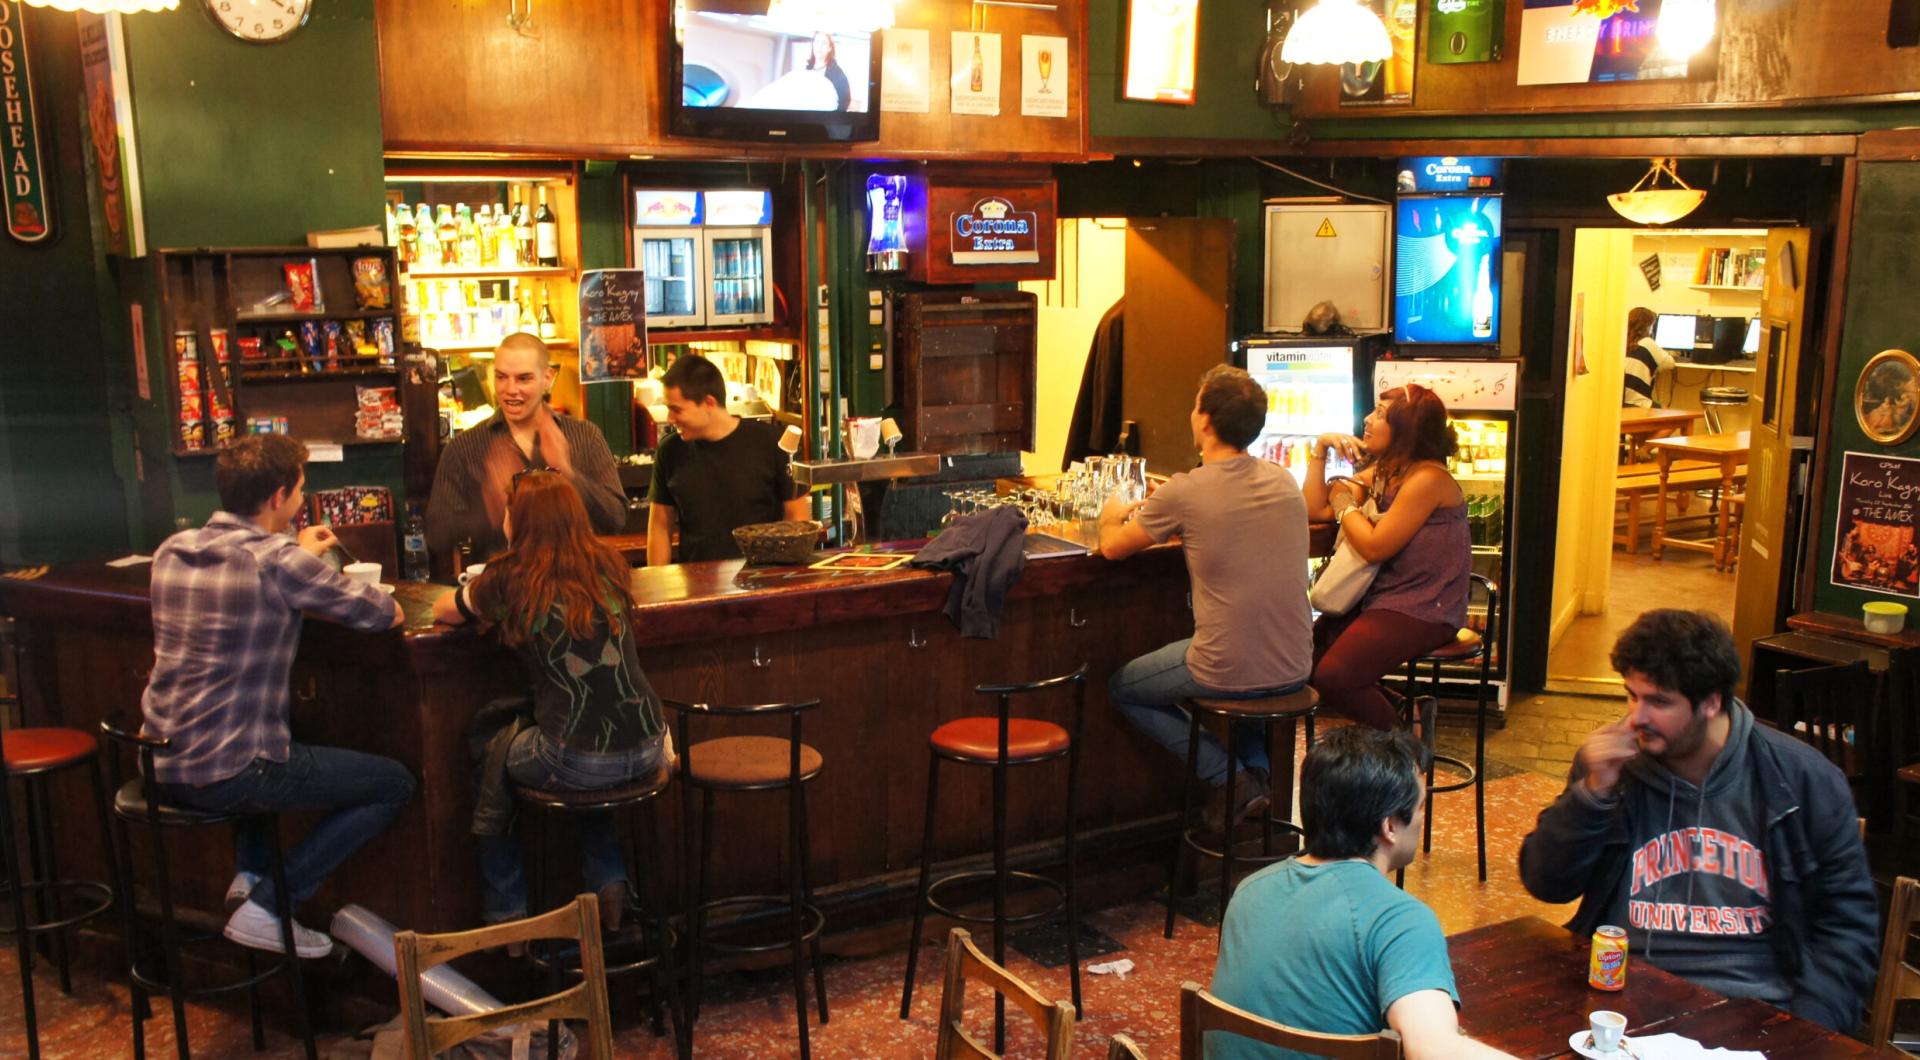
top-left (1856, 348), bottom-right (1920, 446)
top-left (1122, 0), bottom-right (1200, 104)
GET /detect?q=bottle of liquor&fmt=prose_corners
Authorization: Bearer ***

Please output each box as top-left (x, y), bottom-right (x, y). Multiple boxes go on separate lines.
top-left (534, 186), bottom-right (559, 267)
top-left (537, 283), bottom-right (558, 339)
top-left (456, 203), bottom-right (480, 269)
top-left (395, 203), bottom-right (417, 266)
top-left (514, 187), bottom-right (534, 267)
top-left (435, 204), bottom-right (458, 267)
top-left (417, 204), bottom-right (443, 270)
top-left (402, 502), bottom-right (430, 582)
top-left (492, 195), bottom-right (515, 268)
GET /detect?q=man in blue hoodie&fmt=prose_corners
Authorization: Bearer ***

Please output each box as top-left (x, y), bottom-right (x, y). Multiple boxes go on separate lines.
top-left (1518, 609), bottom-right (1877, 1032)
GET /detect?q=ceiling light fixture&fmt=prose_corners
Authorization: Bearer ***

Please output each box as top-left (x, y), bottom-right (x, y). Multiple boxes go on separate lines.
top-left (1280, 0), bottom-right (1392, 65)
top-left (1608, 158), bottom-right (1707, 226)
top-left (21, 0), bottom-right (177, 12)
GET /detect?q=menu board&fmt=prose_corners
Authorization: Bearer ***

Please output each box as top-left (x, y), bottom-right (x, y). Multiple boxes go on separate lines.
top-left (1831, 451), bottom-right (1920, 599)
top-left (578, 269), bottom-right (648, 384)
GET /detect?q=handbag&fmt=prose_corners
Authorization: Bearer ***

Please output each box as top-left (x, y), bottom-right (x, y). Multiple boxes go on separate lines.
top-left (1309, 497), bottom-right (1381, 616)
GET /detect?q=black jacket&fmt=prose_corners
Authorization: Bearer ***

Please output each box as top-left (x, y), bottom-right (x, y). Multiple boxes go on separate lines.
top-left (1517, 701), bottom-right (1879, 1032)
top-left (911, 507), bottom-right (1028, 639)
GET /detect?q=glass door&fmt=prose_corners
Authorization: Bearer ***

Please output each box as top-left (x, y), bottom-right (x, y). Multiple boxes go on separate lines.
top-left (636, 232), bottom-right (704, 328)
top-left (703, 228), bottom-right (773, 327)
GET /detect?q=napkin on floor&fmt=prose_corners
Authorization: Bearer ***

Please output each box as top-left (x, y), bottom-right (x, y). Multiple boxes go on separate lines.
top-left (1628, 1032), bottom-right (1766, 1060)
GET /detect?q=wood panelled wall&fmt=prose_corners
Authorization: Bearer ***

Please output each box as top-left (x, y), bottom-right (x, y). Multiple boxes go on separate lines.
top-left (375, 0), bottom-right (1084, 160)
top-left (1293, 1), bottom-right (1920, 120)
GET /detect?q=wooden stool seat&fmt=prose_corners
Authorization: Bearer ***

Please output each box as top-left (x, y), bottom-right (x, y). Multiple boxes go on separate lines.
top-left (112, 778), bottom-right (236, 827)
top-left (930, 717), bottom-right (1070, 762)
top-left (682, 736), bottom-right (822, 788)
top-left (1420, 630), bottom-right (1483, 662)
top-left (3, 728), bottom-right (97, 774)
top-left (1186, 686), bottom-right (1318, 719)
top-left (513, 765), bottom-right (670, 810)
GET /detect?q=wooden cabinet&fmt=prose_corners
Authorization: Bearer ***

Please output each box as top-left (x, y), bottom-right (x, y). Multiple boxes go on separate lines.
top-left (893, 290), bottom-right (1038, 455)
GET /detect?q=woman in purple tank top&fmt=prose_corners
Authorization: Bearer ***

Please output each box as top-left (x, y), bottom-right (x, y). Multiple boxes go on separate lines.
top-left (1302, 383), bottom-right (1472, 730)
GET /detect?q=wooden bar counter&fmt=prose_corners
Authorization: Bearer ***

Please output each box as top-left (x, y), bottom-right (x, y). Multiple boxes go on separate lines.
top-left (0, 534), bottom-right (1230, 948)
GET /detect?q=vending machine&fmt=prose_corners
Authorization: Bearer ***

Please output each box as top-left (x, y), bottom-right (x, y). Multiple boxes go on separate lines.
top-left (1231, 335), bottom-right (1364, 485)
top-left (629, 189), bottom-right (775, 328)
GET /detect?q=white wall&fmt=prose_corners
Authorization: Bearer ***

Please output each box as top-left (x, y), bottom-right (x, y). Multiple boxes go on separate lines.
top-left (1020, 218), bottom-right (1128, 474)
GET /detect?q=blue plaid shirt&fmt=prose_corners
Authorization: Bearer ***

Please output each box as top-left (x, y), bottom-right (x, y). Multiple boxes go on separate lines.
top-left (140, 512), bottom-right (396, 785)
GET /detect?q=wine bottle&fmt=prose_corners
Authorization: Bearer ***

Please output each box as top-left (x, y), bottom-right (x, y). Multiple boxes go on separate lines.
top-left (535, 186), bottom-right (559, 267)
top-left (514, 187), bottom-right (534, 267)
top-left (537, 282), bottom-right (558, 339)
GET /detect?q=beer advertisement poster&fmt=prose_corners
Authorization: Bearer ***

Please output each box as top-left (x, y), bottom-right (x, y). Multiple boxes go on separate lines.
top-left (1121, 0), bottom-right (1198, 104)
top-left (1019, 35), bottom-right (1068, 118)
top-left (880, 27), bottom-right (931, 113)
top-left (1427, 0), bottom-right (1504, 64)
top-left (1831, 451), bottom-right (1920, 599)
top-left (1516, 0), bottom-right (1720, 86)
top-left (578, 269), bottom-right (649, 384)
top-left (1340, 0), bottom-right (1415, 106)
top-left (949, 31), bottom-right (1001, 116)
top-left (1, 2), bottom-right (53, 244)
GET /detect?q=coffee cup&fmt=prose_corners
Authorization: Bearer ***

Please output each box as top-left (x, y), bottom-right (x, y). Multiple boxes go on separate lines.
top-left (1588, 1010), bottom-right (1626, 1054)
top-left (458, 563), bottom-right (487, 585)
top-left (343, 561), bottom-right (382, 586)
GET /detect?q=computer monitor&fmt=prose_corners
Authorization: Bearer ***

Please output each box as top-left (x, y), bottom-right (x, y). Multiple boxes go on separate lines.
top-left (1700, 317), bottom-right (1747, 364)
top-left (1742, 318), bottom-right (1762, 356)
top-left (1654, 313), bottom-right (1698, 350)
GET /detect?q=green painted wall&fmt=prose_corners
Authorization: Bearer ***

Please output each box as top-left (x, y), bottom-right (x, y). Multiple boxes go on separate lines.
top-left (1087, 0), bottom-right (1286, 142)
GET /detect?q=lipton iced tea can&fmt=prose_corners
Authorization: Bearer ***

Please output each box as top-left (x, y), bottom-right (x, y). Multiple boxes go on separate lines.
top-left (1589, 925), bottom-right (1628, 991)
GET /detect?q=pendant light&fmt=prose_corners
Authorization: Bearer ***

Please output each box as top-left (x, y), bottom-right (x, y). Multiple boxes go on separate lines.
top-left (1280, 0), bottom-right (1392, 66)
top-left (21, 0), bottom-right (177, 11)
top-left (1607, 158), bottom-right (1707, 226)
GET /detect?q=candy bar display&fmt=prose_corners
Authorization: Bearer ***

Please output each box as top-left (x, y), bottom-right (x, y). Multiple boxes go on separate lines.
top-left (174, 331), bottom-right (205, 451)
top-left (355, 385), bottom-right (404, 441)
top-left (312, 486), bottom-right (394, 527)
top-left (283, 259), bottom-right (322, 312)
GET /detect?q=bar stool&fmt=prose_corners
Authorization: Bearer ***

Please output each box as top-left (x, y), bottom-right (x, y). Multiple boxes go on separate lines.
top-left (514, 764), bottom-right (689, 1060)
top-left (99, 720), bottom-right (317, 1060)
top-left (1700, 386), bottom-right (1749, 434)
top-left (666, 698), bottom-right (828, 1060)
top-left (901, 664), bottom-right (1087, 1055)
top-left (1163, 686), bottom-right (1318, 939)
top-left (1399, 572), bottom-right (1499, 883)
top-left (1, 727), bottom-right (118, 1060)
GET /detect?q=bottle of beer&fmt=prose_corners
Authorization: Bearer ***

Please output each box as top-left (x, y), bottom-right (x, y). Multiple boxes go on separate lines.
top-left (403, 503), bottom-right (430, 582)
top-left (535, 187), bottom-right (559, 267)
top-left (538, 283), bottom-right (558, 340)
top-left (514, 186), bottom-right (534, 266)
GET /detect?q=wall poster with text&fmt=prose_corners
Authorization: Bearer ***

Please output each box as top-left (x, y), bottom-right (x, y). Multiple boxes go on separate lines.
top-left (1831, 451), bottom-right (1920, 599)
top-left (578, 269), bottom-right (649, 384)
top-left (1517, 0), bottom-right (1719, 86)
top-left (1341, 0), bottom-right (1416, 106)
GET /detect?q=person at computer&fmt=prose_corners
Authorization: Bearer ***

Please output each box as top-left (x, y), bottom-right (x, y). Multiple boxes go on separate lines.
top-left (1622, 307), bottom-right (1676, 409)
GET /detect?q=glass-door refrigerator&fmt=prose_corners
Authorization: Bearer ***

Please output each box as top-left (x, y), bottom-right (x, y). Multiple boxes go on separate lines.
top-left (700, 190), bottom-right (774, 328)
top-left (631, 189), bottom-right (705, 328)
top-left (1231, 335), bottom-right (1364, 486)
top-left (1372, 357), bottom-right (1519, 701)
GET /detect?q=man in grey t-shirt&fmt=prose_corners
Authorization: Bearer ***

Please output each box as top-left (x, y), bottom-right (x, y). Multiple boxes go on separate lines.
top-left (1098, 364), bottom-right (1313, 829)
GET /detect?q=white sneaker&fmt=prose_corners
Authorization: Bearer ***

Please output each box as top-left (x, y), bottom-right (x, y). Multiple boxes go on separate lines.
top-left (223, 900), bottom-right (333, 959)
top-left (225, 871), bottom-right (260, 913)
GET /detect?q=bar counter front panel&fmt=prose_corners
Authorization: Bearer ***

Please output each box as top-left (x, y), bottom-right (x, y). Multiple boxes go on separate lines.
top-left (1, 540), bottom-right (1209, 942)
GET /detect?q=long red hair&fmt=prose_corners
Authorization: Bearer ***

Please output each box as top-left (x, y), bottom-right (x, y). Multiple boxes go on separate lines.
top-left (486, 472), bottom-right (635, 647)
top-left (1370, 383), bottom-right (1458, 492)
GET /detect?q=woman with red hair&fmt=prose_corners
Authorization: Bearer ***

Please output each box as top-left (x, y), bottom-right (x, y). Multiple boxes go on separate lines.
top-left (433, 470), bottom-right (668, 928)
top-left (1303, 384), bottom-right (1472, 730)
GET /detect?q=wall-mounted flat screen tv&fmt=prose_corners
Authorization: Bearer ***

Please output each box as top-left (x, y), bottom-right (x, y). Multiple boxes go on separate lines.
top-left (670, 3), bottom-right (882, 143)
top-left (1393, 195), bottom-right (1503, 345)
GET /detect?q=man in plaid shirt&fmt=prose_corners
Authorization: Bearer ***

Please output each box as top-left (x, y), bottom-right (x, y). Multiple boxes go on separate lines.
top-left (143, 435), bottom-right (411, 958)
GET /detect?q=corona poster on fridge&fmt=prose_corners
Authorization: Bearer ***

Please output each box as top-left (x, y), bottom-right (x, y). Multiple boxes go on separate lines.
top-left (1394, 195), bottom-right (1502, 346)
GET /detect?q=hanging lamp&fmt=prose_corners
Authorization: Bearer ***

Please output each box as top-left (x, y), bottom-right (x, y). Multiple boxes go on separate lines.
top-left (1280, 0), bottom-right (1392, 65)
top-left (1607, 158), bottom-right (1707, 226)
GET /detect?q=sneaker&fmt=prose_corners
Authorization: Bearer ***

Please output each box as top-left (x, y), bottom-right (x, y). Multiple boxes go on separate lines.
top-left (224, 871), bottom-right (260, 913)
top-left (223, 899), bottom-right (333, 959)
top-left (1203, 768), bottom-right (1271, 835)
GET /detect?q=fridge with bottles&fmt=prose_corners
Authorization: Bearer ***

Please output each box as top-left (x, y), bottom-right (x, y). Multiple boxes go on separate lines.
top-left (630, 189), bottom-right (775, 329)
top-left (1230, 335), bottom-right (1365, 485)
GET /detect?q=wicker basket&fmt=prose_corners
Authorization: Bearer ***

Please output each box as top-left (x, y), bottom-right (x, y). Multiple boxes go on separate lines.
top-left (732, 520), bottom-right (824, 566)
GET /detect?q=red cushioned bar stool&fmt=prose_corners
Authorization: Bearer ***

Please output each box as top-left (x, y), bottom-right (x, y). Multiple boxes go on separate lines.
top-left (899, 663), bottom-right (1088, 1055)
top-left (666, 697), bottom-right (828, 1060)
top-left (0, 725), bottom-right (118, 1060)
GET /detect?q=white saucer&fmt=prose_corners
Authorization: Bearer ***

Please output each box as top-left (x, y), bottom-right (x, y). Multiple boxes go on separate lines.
top-left (377, 583), bottom-right (395, 594)
top-left (1568, 1029), bottom-right (1637, 1059)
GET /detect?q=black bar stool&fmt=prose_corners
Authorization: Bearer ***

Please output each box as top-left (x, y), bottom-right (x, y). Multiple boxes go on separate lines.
top-left (900, 663), bottom-right (1088, 1055)
top-left (1, 727), bottom-right (117, 1060)
top-left (1399, 571), bottom-right (1499, 883)
top-left (515, 763), bottom-right (690, 1060)
top-left (98, 720), bottom-right (316, 1060)
top-left (1163, 686), bottom-right (1318, 939)
top-left (666, 698), bottom-right (828, 1060)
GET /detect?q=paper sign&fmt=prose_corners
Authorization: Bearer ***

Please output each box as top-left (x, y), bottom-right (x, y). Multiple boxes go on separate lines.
top-left (1640, 253), bottom-right (1663, 291)
top-left (881, 27), bottom-right (931, 113)
top-left (308, 443), bottom-right (345, 463)
top-left (1374, 358), bottom-right (1517, 412)
top-left (578, 269), bottom-right (650, 384)
top-left (1832, 451), bottom-right (1920, 598)
top-left (950, 31), bottom-right (1001, 116)
top-left (1020, 35), bottom-right (1068, 118)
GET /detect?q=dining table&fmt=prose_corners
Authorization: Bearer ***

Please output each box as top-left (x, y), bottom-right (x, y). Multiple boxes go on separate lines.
top-left (1647, 430), bottom-right (1751, 571)
top-left (1619, 406), bottom-right (1707, 451)
top-left (1449, 916), bottom-right (1896, 1058)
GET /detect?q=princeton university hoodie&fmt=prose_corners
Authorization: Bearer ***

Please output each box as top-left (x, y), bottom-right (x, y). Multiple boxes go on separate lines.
top-left (1519, 699), bottom-right (1879, 1032)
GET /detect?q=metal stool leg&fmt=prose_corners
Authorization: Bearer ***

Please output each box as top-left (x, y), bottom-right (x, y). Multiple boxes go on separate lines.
top-left (690, 788), bottom-right (716, 1022)
top-left (898, 751), bottom-right (940, 1018)
top-left (632, 801), bottom-right (690, 1060)
top-left (787, 785), bottom-right (813, 1060)
top-left (797, 781), bottom-right (828, 1024)
top-left (1, 771), bottom-right (41, 1060)
top-left (1424, 661), bottom-right (1440, 855)
top-left (144, 805), bottom-right (192, 1060)
top-left (1219, 717), bottom-right (1238, 927)
top-left (1164, 708), bottom-right (1204, 939)
top-left (622, 809), bottom-right (666, 1038)
top-left (264, 823), bottom-right (317, 1060)
top-left (991, 753), bottom-right (1010, 1054)
top-left (25, 777), bottom-right (71, 995)
top-left (1474, 659), bottom-right (1489, 883)
top-left (1062, 736), bottom-right (1082, 1015)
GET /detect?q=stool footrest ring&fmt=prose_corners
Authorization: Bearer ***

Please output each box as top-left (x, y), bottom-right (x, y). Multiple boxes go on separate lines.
top-left (1428, 753), bottom-right (1478, 795)
top-left (691, 894), bottom-right (826, 956)
top-left (1179, 819), bottom-right (1305, 863)
top-left (0, 878), bottom-right (113, 935)
top-left (924, 868), bottom-right (1066, 927)
top-left (527, 921), bottom-right (679, 980)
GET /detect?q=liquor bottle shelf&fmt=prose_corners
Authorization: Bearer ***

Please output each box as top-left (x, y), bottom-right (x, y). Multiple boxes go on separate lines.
top-left (234, 310), bottom-right (397, 324)
top-left (402, 265), bottom-right (575, 281)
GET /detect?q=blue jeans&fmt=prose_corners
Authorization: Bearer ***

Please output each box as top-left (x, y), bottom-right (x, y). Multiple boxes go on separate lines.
top-left (158, 744), bottom-right (416, 914)
top-left (1110, 639), bottom-right (1299, 787)
top-left (479, 728), bottom-right (668, 922)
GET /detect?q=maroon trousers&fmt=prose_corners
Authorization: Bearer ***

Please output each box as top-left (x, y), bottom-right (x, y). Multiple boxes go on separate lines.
top-left (1310, 607), bottom-right (1461, 730)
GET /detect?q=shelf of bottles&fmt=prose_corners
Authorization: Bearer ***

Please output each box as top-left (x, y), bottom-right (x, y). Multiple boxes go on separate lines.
top-left (1451, 417), bottom-right (1508, 551)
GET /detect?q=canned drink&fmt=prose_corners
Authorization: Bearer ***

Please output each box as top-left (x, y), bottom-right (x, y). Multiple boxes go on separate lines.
top-left (1589, 925), bottom-right (1628, 991)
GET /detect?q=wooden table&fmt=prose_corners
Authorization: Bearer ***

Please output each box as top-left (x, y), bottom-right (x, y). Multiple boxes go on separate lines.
top-left (1619, 407), bottom-right (1706, 451)
top-left (1648, 431), bottom-right (1749, 571)
top-left (1450, 917), bottom-right (1895, 1058)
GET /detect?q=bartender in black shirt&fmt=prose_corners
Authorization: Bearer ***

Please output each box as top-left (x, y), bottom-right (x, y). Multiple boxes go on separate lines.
top-left (646, 354), bottom-right (810, 565)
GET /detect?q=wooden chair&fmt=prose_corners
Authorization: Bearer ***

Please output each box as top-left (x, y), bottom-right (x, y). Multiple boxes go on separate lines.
top-left (935, 927), bottom-right (1076, 1060)
top-left (1108, 1033), bottom-right (1149, 1058)
top-left (1179, 981), bottom-right (1401, 1060)
top-left (1869, 876), bottom-right (1920, 1050)
top-left (394, 893), bottom-right (615, 1059)
top-left (1774, 661), bottom-right (1876, 813)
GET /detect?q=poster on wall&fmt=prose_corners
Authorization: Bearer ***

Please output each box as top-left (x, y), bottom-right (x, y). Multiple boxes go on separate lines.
top-left (578, 270), bottom-right (649, 384)
top-left (1427, 0), bottom-right (1504, 64)
top-left (1122, 0), bottom-right (1199, 103)
top-left (1517, 0), bottom-right (1720, 86)
top-left (1020, 35), bottom-right (1069, 117)
top-left (1341, 0), bottom-right (1416, 106)
top-left (1394, 196), bottom-right (1503, 345)
top-left (950, 31), bottom-right (1002, 116)
top-left (1831, 451), bottom-right (1920, 599)
top-left (880, 27), bottom-right (930, 113)
top-left (76, 13), bottom-right (145, 257)
top-left (1, 3), bottom-right (54, 244)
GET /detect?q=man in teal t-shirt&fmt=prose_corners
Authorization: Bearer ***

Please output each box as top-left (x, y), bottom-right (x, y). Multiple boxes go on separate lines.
top-left (1209, 727), bottom-right (1517, 1060)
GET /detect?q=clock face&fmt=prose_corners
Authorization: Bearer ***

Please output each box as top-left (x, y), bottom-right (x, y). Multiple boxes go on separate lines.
top-left (203, 0), bottom-right (313, 44)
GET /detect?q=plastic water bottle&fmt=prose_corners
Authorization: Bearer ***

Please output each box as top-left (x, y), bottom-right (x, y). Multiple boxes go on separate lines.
top-left (403, 503), bottom-right (430, 582)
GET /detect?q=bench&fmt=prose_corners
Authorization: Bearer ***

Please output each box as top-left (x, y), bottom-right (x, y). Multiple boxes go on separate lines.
top-left (1614, 462), bottom-right (1744, 554)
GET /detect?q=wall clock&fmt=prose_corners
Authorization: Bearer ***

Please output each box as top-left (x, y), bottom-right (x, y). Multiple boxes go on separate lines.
top-left (203, 0), bottom-right (312, 45)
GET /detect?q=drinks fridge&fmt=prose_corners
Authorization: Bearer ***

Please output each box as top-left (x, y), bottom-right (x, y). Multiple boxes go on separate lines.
top-left (1373, 357), bottom-right (1518, 700)
top-left (1232, 335), bottom-right (1363, 485)
top-left (630, 189), bottom-right (775, 328)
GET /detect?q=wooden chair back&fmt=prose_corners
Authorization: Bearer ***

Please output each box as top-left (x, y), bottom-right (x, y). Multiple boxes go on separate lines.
top-left (1774, 661), bottom-right (1875, 789)
top-left (1179, 982), bottom-right (1401, 1060)
top-left (1107, 1033), bottom-right (1148, 1058)
top-left (935, 927), bottom-right (1076, 1060)
top-left (393, 893), bottom-right (614, 1059)
top-left (1869, 876), bottom-right (1920, 1050)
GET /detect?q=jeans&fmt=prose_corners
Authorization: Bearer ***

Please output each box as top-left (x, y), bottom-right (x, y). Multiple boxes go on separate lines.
top-left (157, 744), bottom-right (416, 914)
top-left (1311, 607), bottom-right (1459, 730)
top-left (1110, 639), bottom-right (1301, 787)
top-left (479, 728), bottom-right (668, 922)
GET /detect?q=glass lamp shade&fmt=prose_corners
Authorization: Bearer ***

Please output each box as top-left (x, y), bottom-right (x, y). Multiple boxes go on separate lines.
top-left (21, 0), bottom-right (178, 10)
top-left (1280, 0), bottom-right (1393, 65)
top-left (1607, 188), bottom-right (1708, 225)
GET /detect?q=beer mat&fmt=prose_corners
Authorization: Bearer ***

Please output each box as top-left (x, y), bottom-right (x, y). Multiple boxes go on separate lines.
top-left (808, 551), bottom-right (913, 572)
top-left (104, 556), bottom-right (151, 569)
top-left (1023, 532), bottom-right (1090, 558)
